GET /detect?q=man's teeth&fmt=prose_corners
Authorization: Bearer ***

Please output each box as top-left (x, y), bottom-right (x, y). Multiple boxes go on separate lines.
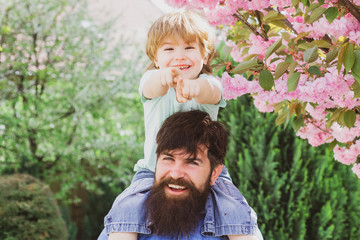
top-left (168, 184), bottom-right (186, 190)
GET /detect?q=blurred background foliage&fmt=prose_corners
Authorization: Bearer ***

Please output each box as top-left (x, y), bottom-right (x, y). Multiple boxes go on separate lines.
top-left (1, 0), bottom-right (360, 239)
top-left (1, 0), bottom-right (144, 238)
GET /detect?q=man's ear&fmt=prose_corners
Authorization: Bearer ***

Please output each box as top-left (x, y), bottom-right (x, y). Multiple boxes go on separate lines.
top-left (210, 164), bottom-right (223, 186)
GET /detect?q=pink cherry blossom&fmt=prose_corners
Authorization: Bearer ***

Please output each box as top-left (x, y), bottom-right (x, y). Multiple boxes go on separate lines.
top-left (352, 163), bottom-right (360, 178)
top-left (333, 140), bottom-right (360, 165)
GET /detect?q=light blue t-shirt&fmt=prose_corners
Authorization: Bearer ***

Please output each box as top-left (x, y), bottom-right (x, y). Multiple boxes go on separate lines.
top-left (134, 70), bottom-right (226, 172)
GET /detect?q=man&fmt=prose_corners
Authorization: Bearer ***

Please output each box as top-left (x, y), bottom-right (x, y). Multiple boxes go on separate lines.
top-left (99, 110), bottom-right (262, 240)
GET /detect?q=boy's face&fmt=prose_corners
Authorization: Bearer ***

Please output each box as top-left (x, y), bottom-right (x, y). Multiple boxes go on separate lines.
top-left (154, 34), bottom-right (208, 80)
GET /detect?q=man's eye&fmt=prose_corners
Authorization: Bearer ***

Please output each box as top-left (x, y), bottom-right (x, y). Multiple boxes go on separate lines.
top-left (188, 160), bottom-right (199, 165)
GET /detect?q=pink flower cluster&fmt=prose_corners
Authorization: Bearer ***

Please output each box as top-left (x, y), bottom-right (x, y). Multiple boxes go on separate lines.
top-left (333, 140), bottom-right (360, 165)
top-left (169, 0), bottom-right (360, 177)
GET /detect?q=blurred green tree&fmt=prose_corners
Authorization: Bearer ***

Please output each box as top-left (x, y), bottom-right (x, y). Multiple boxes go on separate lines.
top-left (0, 0), bottom-right (144, 205)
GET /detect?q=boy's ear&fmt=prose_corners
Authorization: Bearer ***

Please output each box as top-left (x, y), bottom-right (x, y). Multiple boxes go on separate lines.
top-left (203, 54), bottom-right (209, 65)
top-left (210, 164), bottom-right (223, 186)
top-left (154, 58), bottom-right (158, 68)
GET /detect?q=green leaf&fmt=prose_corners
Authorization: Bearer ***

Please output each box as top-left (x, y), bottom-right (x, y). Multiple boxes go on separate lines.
top-left (287, 72), bottom-right (301, 92)
top-left (276, 110), bottom-right (289, 126)
top-left (292, 115), bottom-right (304, 132)
top-left (324, 7), bottom-right (338, 24)
top-left (298, 42), bottom-right (315, 50)
top-left (259, 69), bottom-right (274, 91)
top-left (292, 0), bottom-right (300, 6)
top-left (302, 0), bottom-right (309, 6)
top-left (303, 45), bottom-right (318, 63)
top-left (308, 66), bottom-right (321, 76)
top-left (265, 39), bottom-right (282, 59)
top-left (351, 81), bottom-right (360, 98)
top-left (343, 43), bottom-right (355, 73)
top-left (343, 110), bottom-right (356, 128)
top-left (232, 58), bottom-right (263, 74)
top-left (309, 6), bottom-right (326, 23)
top-left (295, 32), bottom-right (310, 43)
top-left (337, 45), bottom-right (346, 74)
top-left (328, 140), bottom-right (338, 151)
top-left (264, 10), bottom-right (279, 21)
top-left (326, 47), bottom-right (340, 65)
top-left (312, 40), bottom-right (332, 49)
top-left (288, 60), bottom-right (298, 77)
top-left (351, 49), bottom-right (360, 84)
top-left (275, 62), bottom-right (291, 79)
top-left (285, 55), bottom-right (293, 63)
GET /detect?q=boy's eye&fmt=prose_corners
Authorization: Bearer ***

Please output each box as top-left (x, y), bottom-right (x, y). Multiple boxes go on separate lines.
top-left (185, 46), bottom-right (195, 50)
top-left (164, 48), bottom-right (174, 51)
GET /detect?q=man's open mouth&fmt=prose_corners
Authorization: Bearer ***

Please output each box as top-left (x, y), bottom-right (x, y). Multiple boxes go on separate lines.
top-left (168, 184), bottom-right (186, 191)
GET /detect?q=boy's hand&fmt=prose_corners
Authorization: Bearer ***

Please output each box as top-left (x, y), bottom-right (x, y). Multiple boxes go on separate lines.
top-left (175, 78), bottom-right (188, 103)
top-left (178, 78), bottom-right (200, 101)
top-left (175, 78), bottom-right (200, 103)
top-left (159, 68), bottom-right (181, 88)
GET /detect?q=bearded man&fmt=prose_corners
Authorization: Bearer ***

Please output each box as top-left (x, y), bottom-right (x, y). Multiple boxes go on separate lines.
top-left (100, 110), bottom-right (262, 240)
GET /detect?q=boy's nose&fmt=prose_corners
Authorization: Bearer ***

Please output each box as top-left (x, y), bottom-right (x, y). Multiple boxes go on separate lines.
top-left (175, 50), bottom-right (186, 60)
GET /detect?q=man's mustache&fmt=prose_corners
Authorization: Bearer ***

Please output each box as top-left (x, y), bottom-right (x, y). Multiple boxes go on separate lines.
top-left (157, 176), bottom-right (196, 192)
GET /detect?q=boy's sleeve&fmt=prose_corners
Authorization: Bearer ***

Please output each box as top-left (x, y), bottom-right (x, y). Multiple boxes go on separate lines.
top-left (138, 70), bottom-right (158, 103)
top-left (199, 74), bottom-right (226, 107)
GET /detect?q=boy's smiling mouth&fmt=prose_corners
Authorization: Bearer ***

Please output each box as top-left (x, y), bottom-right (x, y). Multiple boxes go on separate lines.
top-left (175, 65), bottom-right (190, 70)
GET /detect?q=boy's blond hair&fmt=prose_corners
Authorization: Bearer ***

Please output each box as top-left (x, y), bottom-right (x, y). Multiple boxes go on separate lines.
top-left (145, 10), bottom-right (215, 74)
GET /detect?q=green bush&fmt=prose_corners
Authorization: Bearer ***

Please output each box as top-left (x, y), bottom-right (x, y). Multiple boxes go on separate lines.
top-left (219, 96), bottom-right (360, 240)
top-left (0, 174), bottom-right (67, 240)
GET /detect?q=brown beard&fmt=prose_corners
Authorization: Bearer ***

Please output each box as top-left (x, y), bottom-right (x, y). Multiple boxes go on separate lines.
top-left (145, 176), bottom-right (211, 238)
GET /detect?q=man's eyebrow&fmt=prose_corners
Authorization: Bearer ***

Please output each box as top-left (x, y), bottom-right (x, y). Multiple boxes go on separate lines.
top-left (186, 156), bottom-right (203, 163)
top-left (162, 152), bottom-right (174, 157)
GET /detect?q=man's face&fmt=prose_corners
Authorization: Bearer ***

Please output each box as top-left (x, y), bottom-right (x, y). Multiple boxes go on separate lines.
top-left (146, 146), bottom-right (221, 237)
top-left (154, 145), bottom-right (217, 199)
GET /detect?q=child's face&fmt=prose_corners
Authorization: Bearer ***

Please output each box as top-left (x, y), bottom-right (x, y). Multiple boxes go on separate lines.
top-left (154, 34), bottom-right (208, 80)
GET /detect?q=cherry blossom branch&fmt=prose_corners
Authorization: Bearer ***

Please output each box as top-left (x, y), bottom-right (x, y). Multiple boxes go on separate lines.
top-left (233, 12), bottom-right (269, 41)
top-left (339, 0), bottom-right (360, 22)
top-left (305, 117), bottom-right (332, 134)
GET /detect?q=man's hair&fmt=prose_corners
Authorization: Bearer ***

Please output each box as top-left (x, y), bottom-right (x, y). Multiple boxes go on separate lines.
top-left (145, 10), bottom-right (215, 74)
top-left (156, 110), bottom-right (228, 170)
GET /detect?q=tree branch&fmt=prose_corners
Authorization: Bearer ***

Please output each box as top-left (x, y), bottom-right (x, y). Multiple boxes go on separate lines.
top-left (233, 13), bottom-right (269, 41)
top-left (339, 0), bottom-right (360, 22)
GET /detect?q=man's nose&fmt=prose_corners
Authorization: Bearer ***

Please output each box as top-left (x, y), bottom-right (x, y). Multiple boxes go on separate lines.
top-left (169, 163), bottom-right (185, 179)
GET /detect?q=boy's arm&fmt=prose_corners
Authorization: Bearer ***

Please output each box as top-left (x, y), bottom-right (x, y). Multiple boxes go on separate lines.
top-left (142, 68), bottom-right (181, 99)
top-left (108, 232), bottom-right (137, 240)
top-left (178, 77), bottom-right (221, 105)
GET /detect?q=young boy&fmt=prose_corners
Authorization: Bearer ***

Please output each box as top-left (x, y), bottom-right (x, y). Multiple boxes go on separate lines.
top-left (99, 10), bottom-right (262, 240)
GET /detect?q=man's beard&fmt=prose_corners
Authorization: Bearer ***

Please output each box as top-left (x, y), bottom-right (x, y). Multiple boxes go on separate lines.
top-left (145, 176), bottom-right (211, 238)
